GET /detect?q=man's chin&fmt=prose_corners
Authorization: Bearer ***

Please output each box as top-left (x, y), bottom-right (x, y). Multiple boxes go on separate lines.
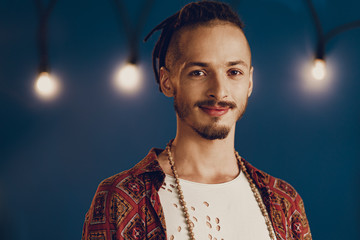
top-left (192, 124), bottom-right (231, 140)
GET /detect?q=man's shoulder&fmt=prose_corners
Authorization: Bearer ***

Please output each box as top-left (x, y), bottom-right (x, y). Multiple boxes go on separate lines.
top-left (243, 159), bottom-right (312, 239)
top-left (95, 148), bottom-right (165, 195)
top-left (83, 149), bottom-right (167, 240)
top-left (243, 159), bottom-right (302, 202)
top-left (97, 169), bottom-right (133, 189)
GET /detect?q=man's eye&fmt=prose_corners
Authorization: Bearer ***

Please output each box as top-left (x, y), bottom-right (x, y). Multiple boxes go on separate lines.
top-left (228, 69), bottom-right (243, 76)
top-left (190, 70), bottom-right (205, 76)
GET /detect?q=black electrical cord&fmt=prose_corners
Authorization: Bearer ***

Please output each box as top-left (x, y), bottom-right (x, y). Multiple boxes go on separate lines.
top-left (112, 0), bottom-right (156, 64)
top-left (305, 0), bottom-right (360, 59)
top-left (34, 0), bottom-right (58, 73)
top-left (324, 20), bottom-right (360, 44)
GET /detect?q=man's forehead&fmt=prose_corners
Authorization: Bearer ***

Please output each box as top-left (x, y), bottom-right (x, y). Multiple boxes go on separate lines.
top-left (175, 23), bottom-right (251, 65)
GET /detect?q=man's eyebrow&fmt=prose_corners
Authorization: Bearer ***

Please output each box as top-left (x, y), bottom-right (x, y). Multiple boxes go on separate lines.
top-left (184, 62), bottom-right (209, 68)
top-left (227, 60), bottom-right (249, 68)
top-left (184, 60), bottom-right (249, 68)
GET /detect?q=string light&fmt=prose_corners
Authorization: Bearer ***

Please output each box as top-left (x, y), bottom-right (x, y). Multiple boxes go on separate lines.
top-left (305, 0), bottom-right (360, 85)
top-left (34, 72), bottom-right (60, 100)
top-left (27, 0), bottom-right (359, 99)
top-left (34, 0), bottom-right (58, 100)
top-left (300, 58), bottom-right (332, 93)
top-left (311, 58), bottom-right (326, 80)
top-left (111, 0), bottom-right (155, 95)
top-left (113, 62), bottom-right (142, 93)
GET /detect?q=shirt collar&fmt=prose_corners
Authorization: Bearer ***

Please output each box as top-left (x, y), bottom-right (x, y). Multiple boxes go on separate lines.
top-left (129, 148), bottom-right (166, 189)
top-left (242, 158), bottom-right (272, 190)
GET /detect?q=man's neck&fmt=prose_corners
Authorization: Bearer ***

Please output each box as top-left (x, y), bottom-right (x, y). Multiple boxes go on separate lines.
top-left (158, 124), bottom-right (239, 184)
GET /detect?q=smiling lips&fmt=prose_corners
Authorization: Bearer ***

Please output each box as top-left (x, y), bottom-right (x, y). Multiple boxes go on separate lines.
top-left (199, 106), bottom-right (230, 117)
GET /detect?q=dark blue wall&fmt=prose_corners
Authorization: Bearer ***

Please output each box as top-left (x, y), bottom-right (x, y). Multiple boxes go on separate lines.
top-left (1, 0), bottom-right (359, 239)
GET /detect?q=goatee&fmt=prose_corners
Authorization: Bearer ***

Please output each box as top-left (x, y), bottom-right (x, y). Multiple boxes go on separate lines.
top-left (174, 96), bottom-right (248, 140)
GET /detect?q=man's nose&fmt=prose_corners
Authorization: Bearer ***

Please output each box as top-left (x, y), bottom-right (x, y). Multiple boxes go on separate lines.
top-left (206, 73), bottom-right (229, 100)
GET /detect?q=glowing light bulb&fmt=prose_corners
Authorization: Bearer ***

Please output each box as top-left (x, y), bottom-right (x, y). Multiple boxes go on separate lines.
top-left (34, 72), bottom-right (60, 100)
top-left (114, 63), bottom-right (142, 93)
top-left (311, 59), bottom-right (326, 80)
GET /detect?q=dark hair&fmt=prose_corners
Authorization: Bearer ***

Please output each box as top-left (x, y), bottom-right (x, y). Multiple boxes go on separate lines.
top-left (144, 1), bottom-right (245, 92)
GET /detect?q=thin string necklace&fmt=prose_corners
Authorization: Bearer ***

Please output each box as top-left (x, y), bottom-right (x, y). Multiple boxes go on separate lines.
top-left (165, 142), bottom-right (276, 240)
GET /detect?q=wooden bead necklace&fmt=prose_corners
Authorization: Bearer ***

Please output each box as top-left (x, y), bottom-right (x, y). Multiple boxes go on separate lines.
top-left (165, 142), bottom-right (275, 240)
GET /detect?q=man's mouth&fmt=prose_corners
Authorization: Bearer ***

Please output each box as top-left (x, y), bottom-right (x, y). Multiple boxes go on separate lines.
top-left (199, 106), bottom-right (230, 117)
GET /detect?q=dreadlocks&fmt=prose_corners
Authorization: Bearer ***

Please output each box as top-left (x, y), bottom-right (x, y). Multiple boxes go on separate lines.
top-left (144, 1), bottom-right (245, 92)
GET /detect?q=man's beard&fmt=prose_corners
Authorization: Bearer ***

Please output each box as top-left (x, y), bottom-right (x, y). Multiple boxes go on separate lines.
top-left (174, 96), bottom-right (248, 140)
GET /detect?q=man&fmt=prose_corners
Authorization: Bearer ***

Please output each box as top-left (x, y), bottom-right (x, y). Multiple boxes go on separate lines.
top-left (82, 1), bottom-right (311, 239)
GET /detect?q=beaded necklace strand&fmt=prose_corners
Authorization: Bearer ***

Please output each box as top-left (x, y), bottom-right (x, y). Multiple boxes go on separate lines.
top-left (165, 143), bottom-right (275, 240)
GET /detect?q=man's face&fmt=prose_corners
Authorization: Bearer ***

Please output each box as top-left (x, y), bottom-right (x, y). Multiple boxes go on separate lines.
top-left (162, 22), bottom-right (253, 140)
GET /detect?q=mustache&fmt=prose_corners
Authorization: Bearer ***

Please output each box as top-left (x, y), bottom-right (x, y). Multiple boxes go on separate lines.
top-left (194, 99), bottom-right (237, 109)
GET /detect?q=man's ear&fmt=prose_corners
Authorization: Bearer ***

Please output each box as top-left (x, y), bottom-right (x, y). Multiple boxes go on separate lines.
top-left (159, 66), bottom-right (174, 97)
top-left (248, 66), bottom-right (254, 97)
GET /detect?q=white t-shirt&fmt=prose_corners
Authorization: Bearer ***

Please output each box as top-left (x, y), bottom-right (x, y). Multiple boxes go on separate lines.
top-left (158, 171), bottom-right (274, 240)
